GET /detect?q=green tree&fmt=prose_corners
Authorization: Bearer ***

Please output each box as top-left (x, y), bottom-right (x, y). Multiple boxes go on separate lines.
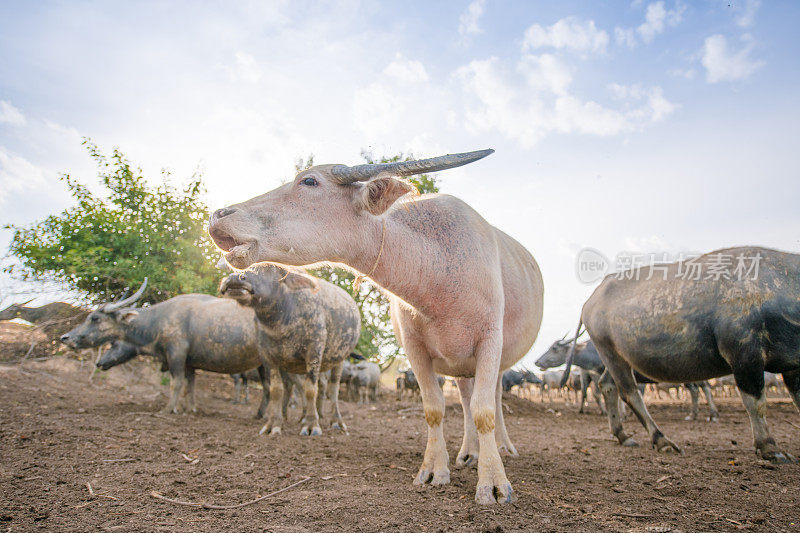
top-left (301, 151), bottom-right (440, 369)
top-left (5, 139), bottom-right (220, 303)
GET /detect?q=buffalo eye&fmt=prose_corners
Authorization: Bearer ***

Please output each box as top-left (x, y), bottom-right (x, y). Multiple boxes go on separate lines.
top-left (301, 177), bottom-right (318, 186)
top-left (90, 315), bottom-right (99, 323)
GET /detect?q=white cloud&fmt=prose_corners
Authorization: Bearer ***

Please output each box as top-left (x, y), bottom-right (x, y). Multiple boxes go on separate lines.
top-left (523, 17), bottom-right (609, 54)
top-left (0, 147), bottom-right (48, 202)
top-left (615, 1), bottom-right (684, 47)
top-left (0, 101), bottom-right (26, 126)
top-left (735, 0), bottom-right (761, 28)
top-left (608, 83), bottom-right (678, 122)
top-left (383, 54), bottom-right (429, 83)
top-left (224, 51), bottom-right (262, 83)
top-left (614, 27), bottom-right (637, 48)
top-left (455, 55), bottom-right (677, 148)
top-left (517, 53), bottom-right (572, 95)
top-left (458, 0), bottom-right (486, 39)
top-left (702, 34), bottom-right (763, 83)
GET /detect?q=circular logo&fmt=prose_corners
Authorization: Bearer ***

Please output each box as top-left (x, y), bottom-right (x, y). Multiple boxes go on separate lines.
top-left (575, 248), bottom-right (609, 284)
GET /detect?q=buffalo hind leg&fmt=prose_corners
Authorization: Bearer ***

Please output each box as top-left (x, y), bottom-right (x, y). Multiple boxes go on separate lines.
top-left (184, 367), bottom-right (197, 413)
top-left (685, 383), bottom-right (699, 421)
top-left (732, 362), bottom-right (796, 463)
top-left (232, 374), bottom-right (243, 404)
top-left (701, 381), bottom-right (720, 421)
top-left (329, 361), bottom-right (348, 433)
top-left (494, 374), bottom-right (518, 456)
top-left (783, 369), bottom-right (800, 412)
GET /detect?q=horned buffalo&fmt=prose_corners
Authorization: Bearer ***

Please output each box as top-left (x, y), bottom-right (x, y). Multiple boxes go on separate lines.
top-left (566, 246), bottom-right (800, 463)
top-left (219, 264), bottom-right (360, 437)
top-left (501, 369), bottom-right (540, 392)
top-left (61, 281), bottom-right (271, 417)
top-left (209, 149), bottom-right (544, 504)
top-left (537, 338), bottom-right (718, 420)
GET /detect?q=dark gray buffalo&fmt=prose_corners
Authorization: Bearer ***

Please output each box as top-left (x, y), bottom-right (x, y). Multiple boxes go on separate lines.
top-left (537, 338), bottom-right (719, 420)
top-left (219, 263), bottom-right (360, 436)
top-left (501, 369), bottom-right (541, 395)
top-left (61, 281), bottom-right (271, 416)
top-left (565, 246), bottom-right (800, 463)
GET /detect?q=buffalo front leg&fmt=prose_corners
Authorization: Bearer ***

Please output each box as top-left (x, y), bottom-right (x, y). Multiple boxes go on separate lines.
top-left (472, 334), bottom-right (514, 505)
top-left (255, 365), bottom-right (270, 419)
top-left (598, 371), bottom-right (638, 447)
top-left (328, 361), bottom-right (348, 433)
top-left (299, 352), bottom-right (323, 436)
top-left (161, 349), bottom-right (188, 414)
top-left (455, 377), bottom-right (479, 468)
top-left (494, 373), bottom-right (517, 456)
top-left (260, 366), bottom-right (285, 436)
top-left (597, 346), bottom-right (681, 454)
top-left (406, 339), bottom-right (449, 487)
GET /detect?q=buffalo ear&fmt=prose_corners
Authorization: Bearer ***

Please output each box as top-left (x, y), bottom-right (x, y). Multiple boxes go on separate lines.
top-left (282, 272), bottom-right (319, 292)
top-left (356, 177), bottom-right (417, 215)
top-left (116, 309), bottom-right (139, 324)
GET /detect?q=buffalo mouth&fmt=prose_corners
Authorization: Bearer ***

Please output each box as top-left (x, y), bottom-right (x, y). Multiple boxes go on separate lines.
top-left (221, 279), bottom-right (254, 301)
top-left (209, 226), bottom-right (253, 258)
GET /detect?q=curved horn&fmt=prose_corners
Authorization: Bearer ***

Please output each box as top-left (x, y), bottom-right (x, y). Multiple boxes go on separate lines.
top-left (103, 278), bottom-right (148, 311)
top-left (330, 149), bottom-right (494, 184)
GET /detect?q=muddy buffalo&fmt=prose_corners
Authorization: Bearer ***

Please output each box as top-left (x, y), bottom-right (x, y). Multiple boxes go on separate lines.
top-left (219, 264), bottom-right (360, 436)
top-left (566, 246), bottom-right (800, 463)
top-left (61, 280), bottom-right (271, 416)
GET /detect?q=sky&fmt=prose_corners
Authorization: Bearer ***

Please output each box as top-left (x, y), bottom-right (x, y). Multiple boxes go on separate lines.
top-left (1, 0), bottom-right (799, 367)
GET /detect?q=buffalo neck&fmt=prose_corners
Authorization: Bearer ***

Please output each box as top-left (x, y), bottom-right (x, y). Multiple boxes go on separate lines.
top-left (345, 204), bottom-right (456, 319)
top-left (122, 309), bottom-right (159, 347)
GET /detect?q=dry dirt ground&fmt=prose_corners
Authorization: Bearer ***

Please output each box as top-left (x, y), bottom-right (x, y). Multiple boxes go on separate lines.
top-left (1, 357), bottom-right (799, 532)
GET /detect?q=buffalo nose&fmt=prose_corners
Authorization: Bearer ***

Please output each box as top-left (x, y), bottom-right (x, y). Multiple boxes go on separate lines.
top-left (212, 206), bottom-right (238, 222)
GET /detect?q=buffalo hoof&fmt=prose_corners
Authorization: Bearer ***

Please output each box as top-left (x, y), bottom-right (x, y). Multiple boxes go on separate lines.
top-left (708, 414), bottom-right (720, 423)
top-left (259, 424), bottom-right (281, 436)
top-left (456, 453), bottom-right (478, 468)
top-left (331, 421), bottom-right (348, 434)
top-left (760, 450), bottom-right (797, 464)
top-left (300, 426), bottom-right (322, 436)
top-left (621, 437), bottom-right (639, 447)
top-left (684, 414), bottom-right (696, 421)
top-left (498, 444), bottom-right (518, 457)
top-left (475, 483), bottom-right (515, 505)
top-left (653, 435), bottom-right (682, 454)
top-left (413, 468), bottom-right (450, 486)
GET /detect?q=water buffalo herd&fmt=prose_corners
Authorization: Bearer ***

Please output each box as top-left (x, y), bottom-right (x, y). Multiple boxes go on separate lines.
top-left (4, 149), bottom-right (799, 506)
